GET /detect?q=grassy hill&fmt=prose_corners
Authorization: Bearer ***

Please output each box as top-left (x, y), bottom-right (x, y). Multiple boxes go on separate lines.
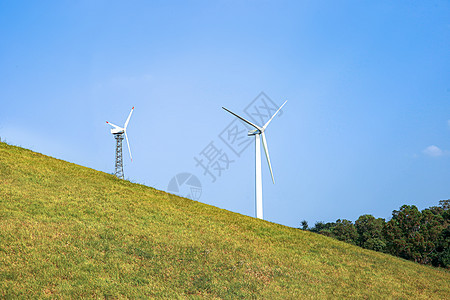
top-left (0, 142), bottom-right (449, 299)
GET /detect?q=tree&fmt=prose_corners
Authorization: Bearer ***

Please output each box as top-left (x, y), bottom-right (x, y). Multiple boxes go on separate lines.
top-left (438, 199), bottom-right (449, 211)
top-left (300, 220), bottom-right (308, 230)
top-left (332, 219), bottom-right (358, 245)
top-left (310, 221), bottom-right (335, 237)
top-left (383, 204), bottom-right (448, 265)
top-left (383, 205), bottom-right (423, 261)
top-left (433, 226), bottom-right (450, 268)
top-left (305, 200), bottom-right (449, 268)
top-left (428, 200), bottom-right (449, 267)
top-left (421, 208), bottom-right (445, 264)
top-left (355, 214), bottom-right (386, 251)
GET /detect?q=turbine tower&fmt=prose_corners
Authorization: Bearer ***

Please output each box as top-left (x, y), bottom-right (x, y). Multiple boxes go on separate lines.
top-left (106, 107), bottom-right (134, 179)
top-left (222, 101), bottom-right (287, 219)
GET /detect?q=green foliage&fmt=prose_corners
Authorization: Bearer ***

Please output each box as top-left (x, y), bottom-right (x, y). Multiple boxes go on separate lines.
top-left (383, 204), bottom-right (447, 266)
top-left (332, 219), bottom-right (358, 245)
top-left (307, 201), bottom-right (449, 269)
top-left (433, 226), bottom-right (450, 267)
top-left (425, 200), bottom-right (449, 268)
top-left (0, 142), bottom-right (449, 298)
top-left (300, 220), bottom-right (308, 230)
top-left (310, 221), bottom-right (335, 237)
top-left (355, 215), bottom-right (386, 251)
top-left (384, 205), bottom-right (422, 261)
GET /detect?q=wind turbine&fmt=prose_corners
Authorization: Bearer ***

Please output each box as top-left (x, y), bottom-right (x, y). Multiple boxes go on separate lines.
top-left (222, 100), bottom-right (287, 220)
top-left (106, 107), bottom-right (134, 179)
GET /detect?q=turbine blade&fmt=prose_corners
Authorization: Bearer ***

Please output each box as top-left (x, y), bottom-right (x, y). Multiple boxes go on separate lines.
top-left (124, 106), bottom-right (134, 129)
top-left (125, 131), bottom-right (133, 162)
top-left (261, 132), bottom-right (275, 184)
top-left (222, 107), bottom-right (261, 130)
top-left (262, 100), bottom-right (287, 130)
top-left (106, 121), bottom-right (121, 129)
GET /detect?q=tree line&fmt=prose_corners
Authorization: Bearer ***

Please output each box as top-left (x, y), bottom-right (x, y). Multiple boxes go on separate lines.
top-left (300, 200), bottom-right (449, 268)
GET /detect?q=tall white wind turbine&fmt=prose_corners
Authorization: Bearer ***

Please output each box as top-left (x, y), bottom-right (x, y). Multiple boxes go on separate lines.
top-left (222, 101), bottom-right (287, 219)
top-left (106, 106), bottom-right (134, 179)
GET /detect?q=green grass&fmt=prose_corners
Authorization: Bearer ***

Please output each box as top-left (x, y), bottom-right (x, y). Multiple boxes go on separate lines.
top-left (0, 141), bottom-right (449, 298)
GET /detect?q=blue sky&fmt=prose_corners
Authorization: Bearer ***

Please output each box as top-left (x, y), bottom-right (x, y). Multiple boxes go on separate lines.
top-left (1, 0), bottom-right (449, 228)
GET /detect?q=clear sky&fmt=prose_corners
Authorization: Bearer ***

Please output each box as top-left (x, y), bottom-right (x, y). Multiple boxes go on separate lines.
top-left (1, 0), bottom-right (449, 228)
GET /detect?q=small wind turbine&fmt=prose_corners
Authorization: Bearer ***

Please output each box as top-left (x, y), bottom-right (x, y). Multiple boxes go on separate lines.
top-left (222, 101), bottom-right (287, 220)
top-left (106, 107), bottom-right (134, 179)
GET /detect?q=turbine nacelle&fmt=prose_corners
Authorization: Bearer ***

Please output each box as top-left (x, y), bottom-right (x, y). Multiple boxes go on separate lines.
top-left (106, 123), bottom-right (125, 135)
top-left (248, 129), bottom-right (260, 136)
top-left (111, 129), bottom-right (125, 134)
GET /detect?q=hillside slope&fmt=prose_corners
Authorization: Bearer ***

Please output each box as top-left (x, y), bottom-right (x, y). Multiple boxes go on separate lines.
top-left (0, 142), bottom-right (449, 298)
